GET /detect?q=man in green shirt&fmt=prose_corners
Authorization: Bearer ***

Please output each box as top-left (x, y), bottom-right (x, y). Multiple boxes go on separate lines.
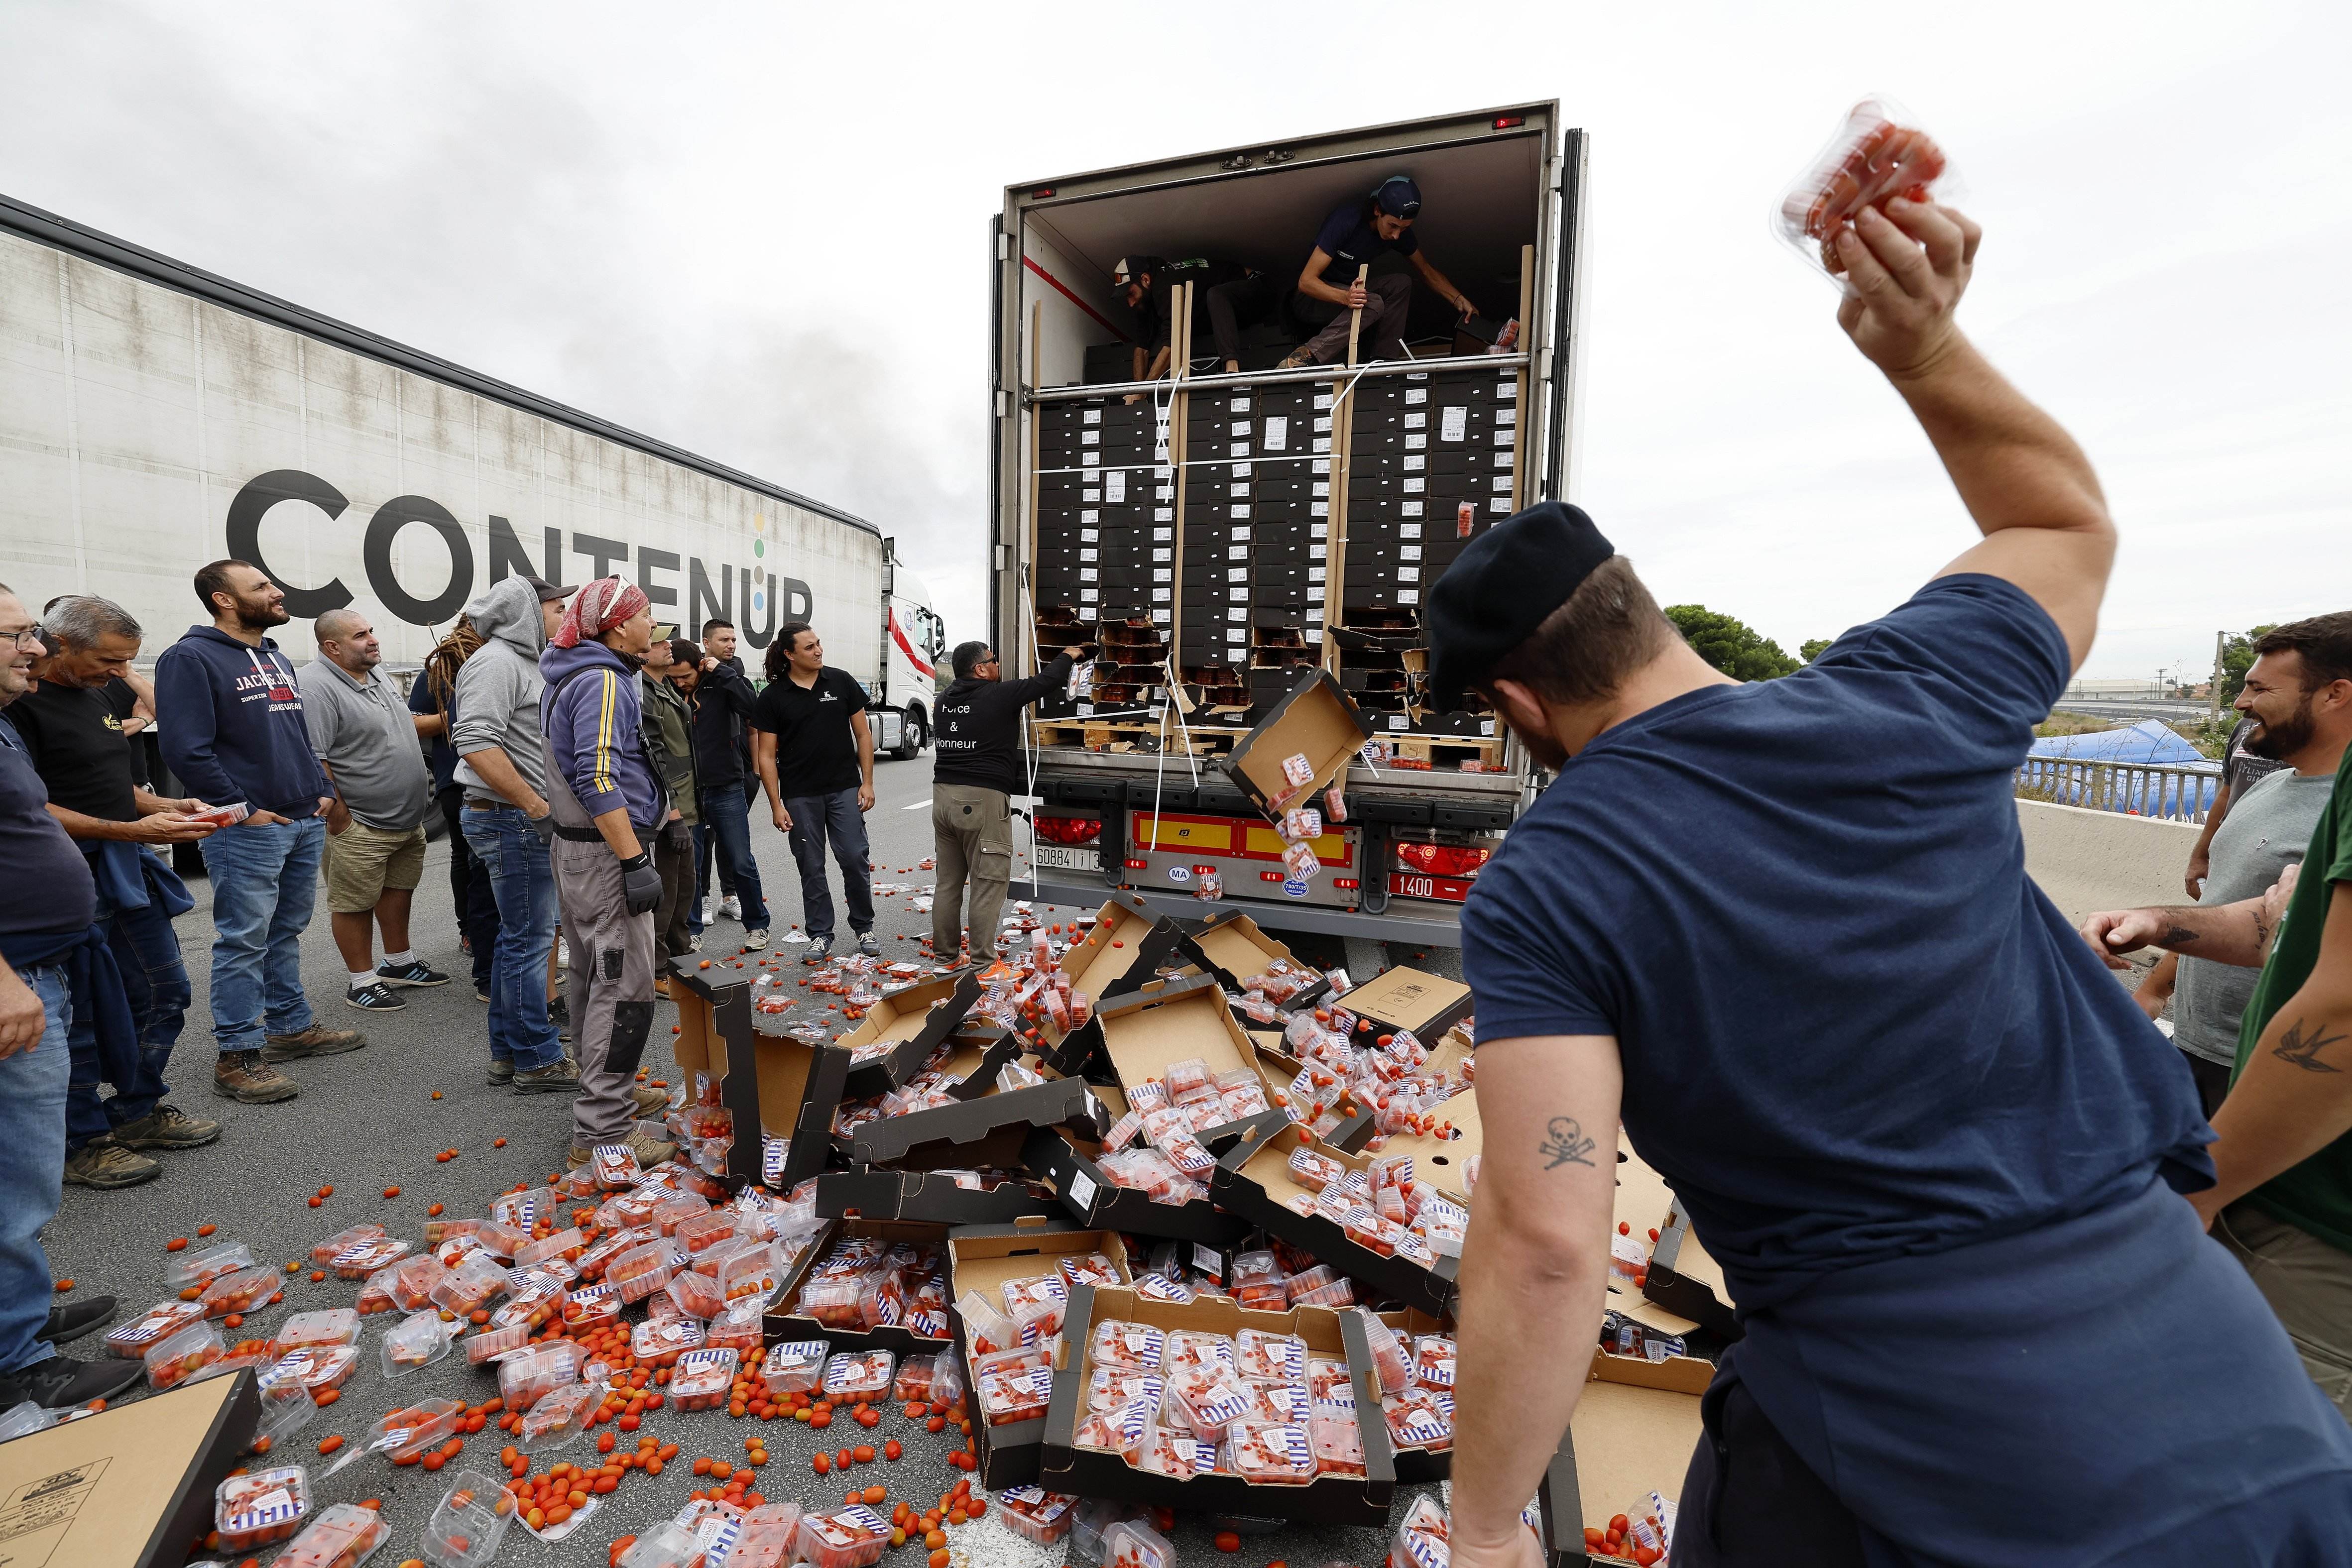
top-left (637, 626), bottom-right (702, 986)
top-left (2082, 611), bottom-right (2352, 1414)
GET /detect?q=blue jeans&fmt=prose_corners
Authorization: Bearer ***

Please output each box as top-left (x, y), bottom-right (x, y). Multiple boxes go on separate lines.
top-left (1, 968), bottom-right (72, 1372)
top-left (198, 815), bottom-right (323, 1052)
top-left (66, 883), bottom-right (189, 1150)
top-left (783, 786), bottom-right (873, 939)
top-left (698, 784), bottom-right (769, 931)
top-left (461, 805), bottom-right (564, 1071)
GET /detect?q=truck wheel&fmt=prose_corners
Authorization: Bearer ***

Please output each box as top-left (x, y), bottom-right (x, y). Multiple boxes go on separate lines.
top-left (894, 709), bottom-right (926, 761)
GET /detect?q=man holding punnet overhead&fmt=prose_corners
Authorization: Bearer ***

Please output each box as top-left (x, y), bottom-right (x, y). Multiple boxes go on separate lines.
top-left (1440, 199), bottom-right (2352, 1566)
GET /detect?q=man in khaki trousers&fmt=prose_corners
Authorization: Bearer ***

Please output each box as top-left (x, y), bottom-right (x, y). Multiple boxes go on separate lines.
top-left (929, 640), bottom-right (1085, 962)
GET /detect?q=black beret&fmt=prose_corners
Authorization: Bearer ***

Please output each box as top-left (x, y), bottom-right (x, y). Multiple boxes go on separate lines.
top-left (1425, 501), bottom-right (1615, 705)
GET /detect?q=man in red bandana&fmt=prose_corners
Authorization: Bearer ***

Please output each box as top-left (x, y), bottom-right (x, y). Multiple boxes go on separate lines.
top-left (541, 577), bottom-right (675, 1168)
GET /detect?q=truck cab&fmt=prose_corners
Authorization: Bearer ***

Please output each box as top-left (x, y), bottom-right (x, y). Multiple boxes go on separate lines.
top-left (871, 539), bottom-right (947, 760)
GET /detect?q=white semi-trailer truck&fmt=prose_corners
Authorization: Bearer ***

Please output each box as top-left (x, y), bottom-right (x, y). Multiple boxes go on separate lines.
top-left (0, 194), bottom-right (941, 753)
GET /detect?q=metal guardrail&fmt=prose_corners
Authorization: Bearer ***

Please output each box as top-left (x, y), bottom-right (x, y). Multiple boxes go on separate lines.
top-left (2013, 758), bottom-right (2219, 824)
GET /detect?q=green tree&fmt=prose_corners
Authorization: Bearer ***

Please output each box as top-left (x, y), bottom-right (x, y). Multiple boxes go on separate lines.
top-left (1664, 605), bottom-right (1801, 682)
top-left (2216, 624), bottom-right (2279, 706)
top-left (1799, 637), bottom-right (1834, 664)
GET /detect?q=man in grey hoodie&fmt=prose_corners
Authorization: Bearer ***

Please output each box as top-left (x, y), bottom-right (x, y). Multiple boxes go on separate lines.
top-left (450, 575), bottom-right (579, 1093)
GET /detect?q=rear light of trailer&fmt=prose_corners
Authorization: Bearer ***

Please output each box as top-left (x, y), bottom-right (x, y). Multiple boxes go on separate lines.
top-left (1033, 815), bottom-right (1101, 846)
top-left (1492, 115), bottom-right (1526, 130)
top-left (1396, 842), bottom-right (1491, 878)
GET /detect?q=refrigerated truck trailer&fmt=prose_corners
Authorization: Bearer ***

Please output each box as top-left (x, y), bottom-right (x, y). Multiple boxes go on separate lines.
top-left (0, 193), bottom-right (941, 755)
top-left (990, 103), bottom-right (1586, 946)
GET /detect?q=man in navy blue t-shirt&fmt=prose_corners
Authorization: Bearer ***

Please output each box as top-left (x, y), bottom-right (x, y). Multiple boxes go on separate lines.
top-left (1279, 174), bottom-right (1479, 368)
top-left (1438, 202), bottom-right (2352, 1566)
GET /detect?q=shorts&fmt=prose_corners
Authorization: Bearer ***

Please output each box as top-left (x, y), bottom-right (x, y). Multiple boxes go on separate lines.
top-left (323, 820), bottom-right (427, 913)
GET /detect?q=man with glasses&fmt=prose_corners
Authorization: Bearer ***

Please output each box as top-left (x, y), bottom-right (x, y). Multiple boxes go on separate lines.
top-left (0, 585), bottom-right (149, 1408)
top-left (928, 639), bottom-right (1087, 962)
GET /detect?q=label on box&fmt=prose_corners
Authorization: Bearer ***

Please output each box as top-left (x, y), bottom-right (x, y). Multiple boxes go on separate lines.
top-left (1310, 502), bottom-right (1328, 518)
top-left (1081, 509), bottom-right (1099, 526)
top-left (1155, 506), bottom-right (1173, 522)
top-left (1226, 608), bottom-right (1246, 622)
top-left (1314, 415), bottom-right (1333, 433)
top-left (1315, 393), bottom-right (1334, 410)
top-left (1313, 438), bottom-right (1332, 454)
top-left (1083, 489), bottom-right (1100, 503)
top-left (1400, 523), bottom-right (1421, 540)
top-left (1230, 445), bottom-right (1251, 460)
top-left (1403, 476), bottom-right (1425, 494)
top-left (1404, 411), bottom-right (1425, 430)
top-left (1076, 703), bottom-right (1094, 716)
top-left (1401, 501), bottom-right (1423, 519)
top-left (1309, 544), bottom-right (1326, 560)
top-left (1152, 588), bottom-right (1171, 603)
top-left (1227, 567), bottom-right (1248, 583)
top-left (1398, 566), bottom-right (1419, 583)
top-left (1405, 434), bottom-right (1426, 451)
top-left (1082, 408), bottom-right (1100, 424)
top-left (1079, 549), bottom-right (1097, 562)
top-left (1066, 1170), bottom-right (1098, 1209)
top-left (1387, 715), bottom-right (1408, 732)
top-left (1228, 545), bottom-right (1247, 560)
top-left (1231, 396), bottom-right (1252, 413)
top-left (1106, 471), bottom-right (1126, 502)
top-left (1231, 463), bottom-right (1251, 480)
top-left (1079, 568), bottom-right (1097, 583)
top-left (1400, 588), bottom-right (1420, 604)
top-left (1082, 452), bottom-right (1099, 467)
top-left (1441, 406), bottom-right (1468, 442)
top-left (1492, 451), bottom-right (1513, 468)
top-left (1492, 475), bottom-right (1514, 491)
top-left (1264, 416), bottom-right (1288, 450)
top-left (1154, 527), bottom-right (1173, 542)
top-left (1079, 528), bottom-right (1098, 543)
top-left (1401, 545), bottom-right (1421, 561)
top-left (1231, 505), bottom-right (1251, 520)
top-left (1308, 567), bottom-right (1325, 583)
top-left (1490, 497), bottom-right (1511, 513)
top-left (1079, 589), bottom-right (1098, 603)
top-left (1404, 454), bottom-right (1424, 472)
top-left (1230, 421), bottom-right (1251, 438)
top-left (1152, 548), bottom-right (1171, 563)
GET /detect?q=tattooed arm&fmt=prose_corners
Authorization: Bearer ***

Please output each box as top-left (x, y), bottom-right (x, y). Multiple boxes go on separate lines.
top-left (2079, 887), bottom-right (2284, 971)
top-left (2192, 880), bottom-right (2352, 1228)
top-left (1448, 1034), bottom-right (1623, 1568)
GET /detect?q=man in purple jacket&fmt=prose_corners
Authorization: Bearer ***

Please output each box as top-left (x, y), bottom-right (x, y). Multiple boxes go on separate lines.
top-left (541, 578), bottom-right (673, 1170)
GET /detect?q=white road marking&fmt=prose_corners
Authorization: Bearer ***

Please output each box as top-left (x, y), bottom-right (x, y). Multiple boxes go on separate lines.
top-left (901, 798), bottom-right (932, 810)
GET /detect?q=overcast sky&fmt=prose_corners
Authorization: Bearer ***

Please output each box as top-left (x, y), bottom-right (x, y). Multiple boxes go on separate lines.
top-left (4, 0), bottom-right (2344, 681)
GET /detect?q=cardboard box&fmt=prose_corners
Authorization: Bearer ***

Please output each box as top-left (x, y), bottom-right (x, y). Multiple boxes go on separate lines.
top-left (1536, 1349), bottom-right (1712, 1566)
top-left (1645, 1205), bottom-right (1739, 1343)
top-left (947, 1222), bottom-right (1135, 1488)
top-left (814, 1166), bottom-right (1059, 1226)
top-left (1221, 668), bottom-right (1372, 820)
top-left (1023, 1122), bottom-right (1254, 1247)
top-left (669, 962), bottom-right (845, 1193)
top-left (1335, 964), bottom-right (1475, 1042)
top-left (1188, 909), bottom-right (1329, 1010)
top-left (763, 1217), bottom-right (956, 1356)
top-left (832, 970), bottom-right (991, 1100)
top-left (845, 1047), bottom-right (1109, 1167)
top-left (0, 1368), bottom-right (258, 1568)
top-left (1040, 1283), bottom-right (1396, 1526)
top-left (1212, 1120), bottom-right (1465, 1318)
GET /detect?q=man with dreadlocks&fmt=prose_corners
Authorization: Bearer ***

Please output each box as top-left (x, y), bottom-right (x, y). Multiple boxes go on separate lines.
top-left (541, 577), bottom-right (675, 1169)
top-left (412, 616), bottom-right (499, 1000)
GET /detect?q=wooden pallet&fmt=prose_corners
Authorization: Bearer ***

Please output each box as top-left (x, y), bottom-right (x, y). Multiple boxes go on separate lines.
top-left (1031, 719), bottom-right (1245, 756)
top-left (1372, 732), bottom-right (1505, 769)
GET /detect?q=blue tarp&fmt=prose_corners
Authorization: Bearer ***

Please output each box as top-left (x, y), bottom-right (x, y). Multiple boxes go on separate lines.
top-left (2020, 720), bottom-right (2219, 817)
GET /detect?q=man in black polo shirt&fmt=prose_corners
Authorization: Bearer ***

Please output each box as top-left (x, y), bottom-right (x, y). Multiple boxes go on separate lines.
top-left (5, 596), bottom-right (223, 1190)
top-left (752, 622), bottom-right (877, 963)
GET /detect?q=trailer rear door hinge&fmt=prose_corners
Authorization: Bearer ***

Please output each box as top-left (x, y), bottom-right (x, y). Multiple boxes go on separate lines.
top-left (995, 390), bottom-right (1009, 419)
top-left (997, 231), bottom-right (1010, 261)
top-left (995, 545), bottom-right (1009, 571)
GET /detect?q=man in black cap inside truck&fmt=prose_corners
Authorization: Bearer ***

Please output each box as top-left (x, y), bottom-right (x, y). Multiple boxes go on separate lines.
top-left (1114, 255), bottom-right (1279, 384)
top-left (1437, 199), bottom-right (2352, 1564)
top-left (1279, 174), bottom-right (1478, 368)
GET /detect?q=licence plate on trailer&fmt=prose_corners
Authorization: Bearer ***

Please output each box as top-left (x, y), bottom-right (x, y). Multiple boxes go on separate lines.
top-left (1033, 844), bottom-right (1101, 872)
top-left (1388, 871), bottom-right (1475, 903)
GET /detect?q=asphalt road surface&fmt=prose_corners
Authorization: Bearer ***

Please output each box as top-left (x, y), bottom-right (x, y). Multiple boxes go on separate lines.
top-left (38, 746), bottom-right (1441, 1567)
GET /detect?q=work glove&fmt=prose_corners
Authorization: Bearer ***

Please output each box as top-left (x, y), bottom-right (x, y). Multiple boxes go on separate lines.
top-left (528, 811), bottom-right (556, 846)
top-left (619, 851), bottom-right (662, 916)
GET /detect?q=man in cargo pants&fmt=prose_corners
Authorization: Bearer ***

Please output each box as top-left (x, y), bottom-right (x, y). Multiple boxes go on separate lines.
top-left (540, 578), bottom-right (674, 1170)
top-left (930, 639), bottom-right (1084, 961)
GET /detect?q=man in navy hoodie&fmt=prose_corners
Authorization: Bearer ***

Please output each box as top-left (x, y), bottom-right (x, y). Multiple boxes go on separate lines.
top-left (156, 561), bottom-right (363, 1103)
top-left (541, 578), bottom-right (673, 1169)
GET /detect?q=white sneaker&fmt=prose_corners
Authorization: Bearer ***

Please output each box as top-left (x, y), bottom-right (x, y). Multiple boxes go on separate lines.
top-left (697, 897), bottom-right (713, 924)
top-left (742, 929), bottom-right (770, 951)
top-left (718, 896), bottom-right (743, 922)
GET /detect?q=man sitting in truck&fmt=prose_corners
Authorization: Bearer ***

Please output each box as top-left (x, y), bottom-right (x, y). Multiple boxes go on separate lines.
top-left (1278, 174), bottom-right (1478, 369)
top-left (1113, 255), bottom-right (1279, 383)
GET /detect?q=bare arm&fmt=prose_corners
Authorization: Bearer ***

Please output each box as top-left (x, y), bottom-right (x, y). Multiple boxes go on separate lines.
top-left (2192, 881), bottom-right (2352, 1226)
top-left (413, 712), bottom-right (445, 738)
top-left (2134, 949), bottom-right (2180, 1022)
top-left (1448, 1034), bottom-right (1624, 1568)
top-left (1408, 249), bottom-right (1474, 317)
top-left (2186, 778), bottom-right (2234, 896)
top-left (1834, 201), bottom-right (2114, 672)
top-left (2082, 891), bottom-right (2281, 970)
top-left (589, 805), bottom-right (642, 862)
top-left (851, 709), bottom-right (876, 811)
top-left (456, 746), bottom-right (549, 817)
top-left (1294, 247), bottom-right (1354, 309)
top-left (45, 802), bottom-right (214, 844)
top-left (120, 669), bottom-right (156, 735)
top-left (754, 730), bottom-right (790, 832)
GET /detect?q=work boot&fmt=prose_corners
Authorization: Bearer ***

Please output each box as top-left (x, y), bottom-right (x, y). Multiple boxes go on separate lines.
top-left (214, 1050), bottom-right (299, 1104)
top-left (630, 1083), bottom-right (670, 1116)
top-left (111, 1102), bottom-right (222, 1150)
top-left (39, 1296), bottom-right (118, 1346)
top-left (0, 1353), bottom-right (143, 1410)
top-left (63, 1138), bottom-right (160, 1190)
top-left (511, 1058), bottom-right (582, 1095)
top-left (261, 1023), bottom-right (366, 1062)
top-left (486, 1059), bottom-right (515, 1087)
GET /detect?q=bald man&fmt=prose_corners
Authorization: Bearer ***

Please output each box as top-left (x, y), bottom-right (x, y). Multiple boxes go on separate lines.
top-left (299, 609), bottom-right (446, 1013)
